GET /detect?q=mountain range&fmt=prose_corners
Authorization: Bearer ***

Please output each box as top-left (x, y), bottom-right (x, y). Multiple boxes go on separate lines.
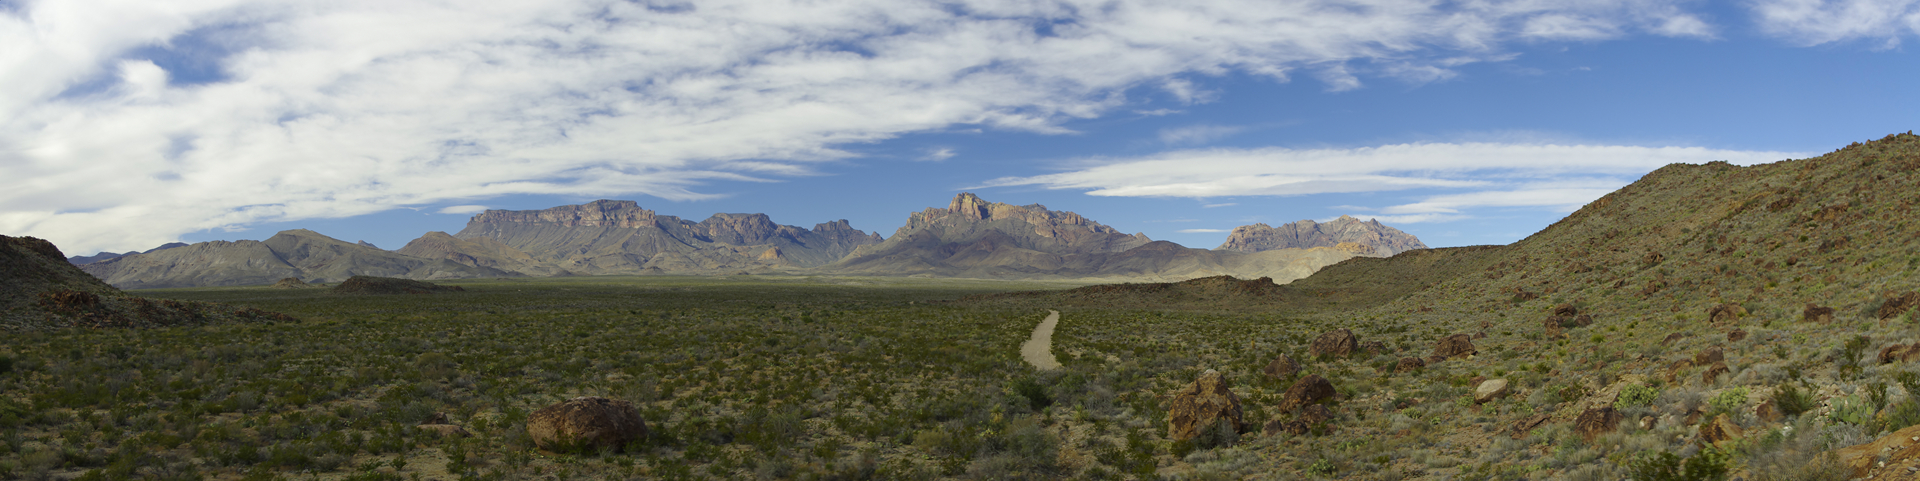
top-left (62, 195), bottom-right (1425, 288)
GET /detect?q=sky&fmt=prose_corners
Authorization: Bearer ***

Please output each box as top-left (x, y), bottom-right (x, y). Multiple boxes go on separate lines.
top-left (3, 0), bottom-right (1917, 257)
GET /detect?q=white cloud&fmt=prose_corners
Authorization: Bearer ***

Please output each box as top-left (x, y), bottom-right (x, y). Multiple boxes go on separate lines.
top-left (1203, 203), bottom-right (1237, 208)
top-left (1752, 0), bottom-right (1920, 47)
top-left (979, 141), bottom-right (1808, 222)
top-left (436, 205), bottom-right (489, 215)
top-left (1158, 124), bottom-right (1246, 145)
top-left (1178, 228), bottom-right (1230, 233)
top-left (919, 148), bottom-right (957, 162)
top-left (0, 0), bottom-right (1728, 253)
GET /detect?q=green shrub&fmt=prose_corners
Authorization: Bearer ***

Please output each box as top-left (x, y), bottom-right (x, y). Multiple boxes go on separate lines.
top-left (1617, 384), bottom-right (1660, 410)
top-left (1010, 377), bottom-right (1052, 411)
top-left (1830, 395), bottom-right (1873, 426)
top-left (1627, 448), bottom-right (1730, 481)
top-left (1773, 383), bottom-right (1816, 416)
top-left (1708, 387), bottom-right (1749, 416)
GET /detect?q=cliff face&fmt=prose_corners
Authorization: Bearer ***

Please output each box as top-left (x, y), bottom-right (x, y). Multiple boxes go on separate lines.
top-left (451, 200), bottom-right (883, 275)
top-left (827, 193), bottom-right (1379, 281)
top-left (1217, 216), bottom-right (1428, 255)
top-left (79, 229), bottom-right (512, 289)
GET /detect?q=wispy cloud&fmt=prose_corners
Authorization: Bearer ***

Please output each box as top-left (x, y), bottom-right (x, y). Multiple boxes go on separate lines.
top-left (1159, 125), bottom-right (1246, 145)
top-left (1178, 228), bottom-right (1231, 233)
top-left (1, 0), bottom-right (1728, 253)
top-left (437, 205), bottom-right (490, 215)
top-left (980, 142), bottom-right (1808, 221)
top-left (1203, 203), bottom-right (1237, 208)
top-left (918, 148), bottom-right (957, 162)
top-left (1752, 0), bottom-right (1920, 47)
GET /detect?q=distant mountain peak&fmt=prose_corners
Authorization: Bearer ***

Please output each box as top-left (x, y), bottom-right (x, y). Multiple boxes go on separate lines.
top-left (1218, 216), bottom-right (1426, 256)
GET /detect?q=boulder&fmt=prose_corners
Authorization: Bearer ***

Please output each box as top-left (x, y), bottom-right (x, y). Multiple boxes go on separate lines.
top-left (1278, 374), bottom-right (1336, 413)
top-left (1699, 414), bottom-right (1742, 445)
top-left (1262, 353), bottom-right (1300, 380)
top-left (1708, 303), bottom-right (1747, 323)
top-left (1360, 341), bottom-right (1388, 355)
top-left (1665, 360), bottom-right (1694, 384)
top-left (1474, 379), bottom-right (1510, 404)
top-left (1166, 370), bottom-right (1244, 441)
top-left (1575, 406), bottom-right (1624, 441)
top-left (1727, 329), bottom-right (1747, 342)
top-left (1693, 348), bottom-right (1724, 366)
top-left (1661, 332), bottom-right (1688, 345)
top-left (1831, 423), bottom-right (1920, 479)
top-left (526, 397), bottom-right (647, 453)
top-left (1880, 343), bottom-right (1920, 364)
top-left (1755, 401), bottom-right (1781, 423)
top-left (1574, 314), bottom-right (1593, 327)
top-left (1432, 334), bottom-right (1476, 360)
top-left (1880, 292), bottom-right (1920, 320)
top-left (1552, 303), bottom-right (1578, 317)
top-left (1394, 357), bottom-right (1426, 373)
top-left (1308, 329), bottom-right (1359, 358)
top-left (1264, 404), bottom-right (1333, 437)
top-left (1804, 304), bottom-right (1836, 323)
top-left (1701, 362), bottom-right (1730, 385)
top-left (1509, 413), bottom-right (1551, 439)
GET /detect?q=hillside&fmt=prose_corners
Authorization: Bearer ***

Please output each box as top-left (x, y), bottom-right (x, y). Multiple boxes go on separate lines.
top-left (2, 235), bottom-right (293, 330)
top-left (80, 229), bottom-right (512, 289)
top-left (396, 232), bottom-right (573, 277)
top-left (823, 193), bottom-right (1397, 281)
top-left (66, 242), bottom-right (188, 265)
top-left (449, 200), bottom-right (883, 275)
top-left (1218, 215), bottom-right (1429, 255)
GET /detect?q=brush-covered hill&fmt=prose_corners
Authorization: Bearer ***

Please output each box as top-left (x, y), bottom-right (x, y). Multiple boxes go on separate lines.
top-left (823, 193), bottom-right (1397, 281)
top-left (80, 229), bottom-right (512, 289)
top-left (396, 231), bottom-right (573, 277)
top-left (1218, 215), bottom-right (1429, 255)
top-left (3, 235), bottom-right (293, 330)
top-left (445, 200), bottom-right (883, 275)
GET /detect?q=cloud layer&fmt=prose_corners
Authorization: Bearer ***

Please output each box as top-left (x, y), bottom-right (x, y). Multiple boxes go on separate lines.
top-left (979, 142), bottom-right (1809, 221)
top-left (0, 0), bottom-right (1774, 253)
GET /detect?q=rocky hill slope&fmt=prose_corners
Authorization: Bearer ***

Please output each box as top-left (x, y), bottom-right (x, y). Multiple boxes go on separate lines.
top-left (3, 235), bottom-right (292, 329)
top-left (823, 193), bottom-right (1395, 281)
top-left (80, 229), bottom-right (512, 289)
top-left (1217, 215), bottom-right (1428, 255)
top-left (396, 232), bottom-right (572, 277)
top-left (446, 200), bottom-right (882, 275)
top-left (66, 242), bottom-right (188, 265)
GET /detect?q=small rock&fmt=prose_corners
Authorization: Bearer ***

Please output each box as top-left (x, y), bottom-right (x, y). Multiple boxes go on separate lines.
top-left (1510, 413), bottom-right (1551, 439)
top-left (1694, 348), bottom-right (1725, 366)
top-left (1167, 370), bottom-right (1244, 441)
top-left (1756, 401), bottom-right (1781, 423)
top-left (418, 424), bottom-right (472, 438)
top-left (1728, 329), bottom-right (1748, 342)
top-left (1553, 303), bottom-right (1578, 317)
top-left (1394, 357), bottom-right (1426, 373)
top-left (1662, 332), bottom-right (1688, 345)
top-left (1474, 379), bottom-right (1510, 404)
top-left (1709, 304), bottom-right (1747, 324)
top-left (1360, 341), bottom-right (1388, 355)
top-left (1702, 362), bottom-right (1730, 385)
top-left (1701, 414), bottom-right (1743, 445)
top-left (1881, 343), bottom-right (1920, 364)
top-left (1880, 292), bottom-right (1920, 320)
top-left (1805, 304), bottom-right (1836, 323)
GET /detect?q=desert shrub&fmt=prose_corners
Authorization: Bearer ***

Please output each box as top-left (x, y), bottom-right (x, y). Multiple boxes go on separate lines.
top-left (1617, 384), bottom-right (1660, 410)
top-left (1829, 395), bottom-right (1873, 426)
top-left (1707, 387), bottom-right (1749, 416)
top-left (1009, 377), bottom-right (1052, 412)
top-left (1773, 383), bottom-right (1817, 417)
top-left (1627, 448), bottom-right (1730, 481)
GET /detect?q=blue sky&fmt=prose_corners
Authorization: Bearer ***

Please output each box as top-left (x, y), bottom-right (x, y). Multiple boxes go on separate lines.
top-left (3, 0), bottom-right (1917, 256)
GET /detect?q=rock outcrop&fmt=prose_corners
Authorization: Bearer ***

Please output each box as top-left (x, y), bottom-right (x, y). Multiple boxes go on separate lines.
top-left (1433, 334), bottom-right (1477, 360)
top-left (1881, 291), bottom-right (1920, 320)
top-left (1216, 216), bottom-right (1428, 256)
top-left (1278, 374), bottom-right (1336, 413)
top-left (526, 397), bottom-right (648, 453)
top-left (1805, 304), bottom-right (1836, 323)
top-left (1263, 354), bottom-right (1300, 380)
top-left (1166, 370), bottom-right (1244, 441)
top-left (1474, 379), bottom-right (1510, 404)
top-left (66, 242), bottom-right (187, 265)
top-left (1574, 406), bottom-right (1623, 441)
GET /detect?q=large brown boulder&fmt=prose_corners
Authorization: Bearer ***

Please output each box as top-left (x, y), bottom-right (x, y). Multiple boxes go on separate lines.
top-left (1432, 334), bottom-right (1476, 360)
top-left (1881, 292), bottom-right (1920, 320)
top-left (527, 397), bottom-right (647, 453)
top-left (1804, 304), bottom-right (1836, 323)
top-left (1700, 414), bottom-right (1743, 445)
top-left (1308, 329), bottom-right (1359, 358)
top-left (1701, 362), bottom-right (1730, 385)
top-left (1708, 303), bottom-right (1746, 324)
top-left (1166, 370), bottom-right (1244, 441)
top-left (1693, 347), bottom-right (1724, 366)
top-left (1575, 406), bottom-right (1624, 441)
top-left (1394, 357), bottom-right (1426, 373)
top-left (1552, 303), bottom-right (1578, 317)
top-left (1263, 354), bottom-right (1300, 380)
top-left (1278, 374), bottom-right (1336, 413)
top-left (1881, 343), bottom-right (1920, 364)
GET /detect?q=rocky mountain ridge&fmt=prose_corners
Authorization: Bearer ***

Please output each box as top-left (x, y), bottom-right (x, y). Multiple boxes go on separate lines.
top-left (67, 242), bottom-right (188, 265)
top-left (448, 200), bottom-right (884, 275)
top-left (79, 229), bottom-right (512, 289)
top-left (1217, 215), bottom-right (1427, 255)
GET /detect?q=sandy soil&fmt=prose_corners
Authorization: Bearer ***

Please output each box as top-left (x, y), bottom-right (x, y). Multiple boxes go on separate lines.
top-left (1021, 310), bottom-right (1062, 370)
